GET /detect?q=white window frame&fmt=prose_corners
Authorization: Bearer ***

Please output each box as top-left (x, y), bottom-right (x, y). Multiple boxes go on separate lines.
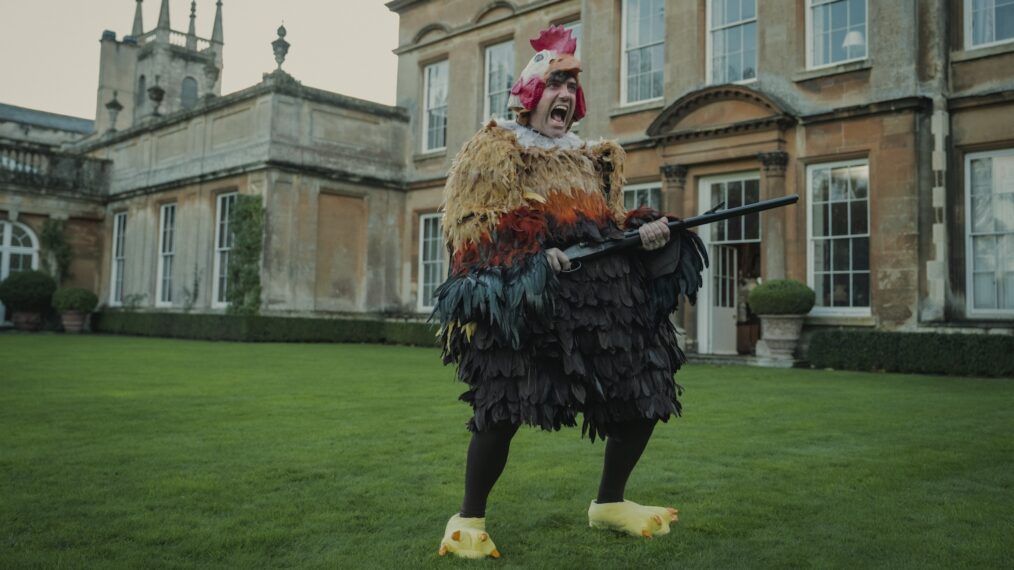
top-left (964, 0), bottom-right (1014, 50)
top-left (417, 213), bottom-right (446, 312)
top-left (805, 0), bottom-right (869, 70)
top-left (109, 212), bottom-right (127, 306)
top-left (483, 41), bottom-right (515, 121)
top-left (155, 203), bottom-right (176, 307)
top-left (621, 0), bottom-right (666, 106)
top-left (964, 148), bottom-right (1014, 318)
top-left (422, 60), bottom-right (449, 153)
top-left (563, 20), bottom-right (582, 61)
top-left (806, 159), bottom-right (872, 317)
top-left (0, 221), bottom-right (39, 323)
top-left (701, 171), bottom-right (763, 244)
top-left (706, 0), bottom-right (758, 85)
top-left (623, 182), bottom-right (663, 211)
top-left (0, 220), bottom-right (40, 281)
top-left (212, 192), bottom-right (238, 309)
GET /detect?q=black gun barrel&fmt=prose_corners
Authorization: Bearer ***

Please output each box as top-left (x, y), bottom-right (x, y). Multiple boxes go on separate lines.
top-left (562, 194), bottom-right (799, 263)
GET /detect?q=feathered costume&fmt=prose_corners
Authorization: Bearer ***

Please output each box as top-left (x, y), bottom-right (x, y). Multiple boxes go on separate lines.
top-left (431, 120), bottom-right (707, 442)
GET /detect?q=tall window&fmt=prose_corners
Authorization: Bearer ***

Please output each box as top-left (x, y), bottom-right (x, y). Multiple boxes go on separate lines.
top-left (709, 0), bottom-right (757, 84)
top-left (136, 75), bottom-right (147, 116)
top-left (709, 177), bottom-right (761, 243)
top-left (0, 221), bottom-right (38, 322)
top-left (213, 193), bottom-right (237, 307)
top-left (966, 0), bottom-right (1014, 48)
top-left (564, 20), bottom-right (582, 60)
top-left (418, 214), bottom-right (444, 310)
top-left (423, 60), bottom-right (448, 152)
top-left (110, 212), bottom-right (127, 306)
top-left (966, 149), bottom-right (1014, 316)
top-left (181, 77), bottom-right (198, 110)
top-left (622, 0), bottom-right (665, 105)
top-left (156, 203), bottom-right (176, 306)
top-left (808, 161), bottom-right (870, 314)
top-left (484, 41), bottom-right (514, 121)
top-left (808, 0), bottom-right (867, 68)
top-left (623, 183), bottom-right (662, 210)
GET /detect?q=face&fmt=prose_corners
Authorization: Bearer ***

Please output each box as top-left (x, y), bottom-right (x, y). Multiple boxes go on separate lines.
top-left (528, 75), bottom-right (577, 138)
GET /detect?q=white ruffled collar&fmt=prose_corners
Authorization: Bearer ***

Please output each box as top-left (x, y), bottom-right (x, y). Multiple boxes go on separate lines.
top-left (498, 120), bottom-right (585, 151)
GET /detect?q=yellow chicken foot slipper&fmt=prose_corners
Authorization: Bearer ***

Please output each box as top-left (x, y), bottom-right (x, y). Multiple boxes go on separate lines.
top-left (438, 514), bottom-right (502, 559)
top-left (588, 500), bottom-right (679, 538)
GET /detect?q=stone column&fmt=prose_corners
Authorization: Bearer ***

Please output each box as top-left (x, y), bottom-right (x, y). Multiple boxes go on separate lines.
top-left (660, 163), bottom-right (688, 214)
top-left (758, 151), bottom-right (789, 280)
top-left (660, 163), bottom-right (694, 351)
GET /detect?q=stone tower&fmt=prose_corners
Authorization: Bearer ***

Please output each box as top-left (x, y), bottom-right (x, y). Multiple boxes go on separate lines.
top-left (94, 0), bottom-right (225, 133)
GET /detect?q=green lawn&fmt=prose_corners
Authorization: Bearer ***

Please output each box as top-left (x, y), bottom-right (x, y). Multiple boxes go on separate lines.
top-left (1, 335), bottom-right (1011, 569)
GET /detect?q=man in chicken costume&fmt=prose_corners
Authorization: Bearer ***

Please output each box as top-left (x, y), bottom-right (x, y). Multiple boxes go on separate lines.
top-left (432, 25), bottom-right (706, 559)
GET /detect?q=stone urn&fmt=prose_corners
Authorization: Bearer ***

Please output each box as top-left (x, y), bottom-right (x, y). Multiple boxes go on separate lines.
top-left (60, 310), bottom-right (87, 334)
top-left (747, 279), bottom-right (816, 367)
top-left (12, 311), bottom-right (43, 332)
top-left (758, 314), bottom-right (805, 359)
top-left (52, 288), bottom-right (99, 334)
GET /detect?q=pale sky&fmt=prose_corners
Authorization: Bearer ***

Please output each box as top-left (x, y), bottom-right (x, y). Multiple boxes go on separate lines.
top-left (0, 0), bottom-right (400, 119)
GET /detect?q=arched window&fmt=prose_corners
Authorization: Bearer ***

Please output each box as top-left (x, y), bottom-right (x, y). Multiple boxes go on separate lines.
top-left (181, 77), bottom-right (198, 110)
top-left (136, 75), bottom-right (147, 114)
top-left (0, 220), bottom-right (40, 322)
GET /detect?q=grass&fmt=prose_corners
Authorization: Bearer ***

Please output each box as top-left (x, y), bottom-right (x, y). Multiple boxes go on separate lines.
top-left (1, 334), bottom-right (1012, 569)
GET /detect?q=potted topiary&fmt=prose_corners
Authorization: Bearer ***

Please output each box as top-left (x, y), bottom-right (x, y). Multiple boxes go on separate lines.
top-left (748, 279), bottom-right (816, 365)
top-left (52, 288), bottom-right (99, 334)
top-left (0, 270), bottom-right (58, 331)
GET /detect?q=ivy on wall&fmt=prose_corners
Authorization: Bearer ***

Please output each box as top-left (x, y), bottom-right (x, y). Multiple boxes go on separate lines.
top-left (40, 219), bottom-right (72, 285)
top-left (226, 195), bottom-right (264, 316)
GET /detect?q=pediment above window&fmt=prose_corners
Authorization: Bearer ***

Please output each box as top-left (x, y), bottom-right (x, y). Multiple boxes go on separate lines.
top-left (473, 1), bottom-right (517, 24)
top-left (646, 85), bottom-right (797, 141)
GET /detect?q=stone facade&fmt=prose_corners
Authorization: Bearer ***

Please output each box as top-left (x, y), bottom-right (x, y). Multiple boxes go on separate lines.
top-left (388, 0), bottom-right (1014, 353)
top-left (2, 1), bottom-right (1012, 348)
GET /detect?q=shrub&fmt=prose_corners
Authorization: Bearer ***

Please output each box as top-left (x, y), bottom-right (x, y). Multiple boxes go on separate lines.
top-left (748, 279), bottom-right (815, 315)
top-left (807, 329), bottom-right (1014, 378)
top-left (91, 311), bottom-right (441, 348)
top-left (0, 270), bottom-right (58, 313)
top-left (52, 288), bottom-right (100, 313)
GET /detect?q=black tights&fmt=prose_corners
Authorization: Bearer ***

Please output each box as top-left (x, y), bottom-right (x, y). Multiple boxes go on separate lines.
top-left (459, 418), bottom-right (658, 518)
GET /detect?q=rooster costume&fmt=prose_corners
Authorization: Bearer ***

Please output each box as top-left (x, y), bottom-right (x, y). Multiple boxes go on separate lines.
top-left (433, 26), bottom-right (706, 559)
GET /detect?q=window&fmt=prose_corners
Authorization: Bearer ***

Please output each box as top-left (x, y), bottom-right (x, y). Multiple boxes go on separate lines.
top-left (966, 0), bottom-right (1014, 48)
top-left (423, 60), bottom-right (448, 152)
top-left (708, 0), bottom-right (757, 84)
top-left (0, 221), bottom-right (39, 322)
top-left (418, 214), bottom-right (445, 310)
top-left (156, 203), bottom-right (176, 306)
top-left (136, 75), bottom-right (147, 116)
top-left (181, 77), bottom-right (198, 109)
top-left (110, 212), bottom-right (127, 306)
top-left (807, 160), bottom-right (870, 314)
top-left (213, 193), bottom-right (237, 307)
top-left (564, 20), bottom-right (582, 60)
top-left (622, 0), bottom-right (665, 105)
top-left (808, 0), bottom-right (867, 69)
top-left (966, 149), bottom-right (1014, 316)
top-left (484, 41), bottom-right (514, 121)
top-left (709, 177), bottom-right (761, 243)
top-left (624, 183), bottom-right (662, 210)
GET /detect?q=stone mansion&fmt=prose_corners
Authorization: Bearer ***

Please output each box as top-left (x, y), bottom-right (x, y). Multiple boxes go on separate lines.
top-left (1, 0), bottom-right (1011, 354)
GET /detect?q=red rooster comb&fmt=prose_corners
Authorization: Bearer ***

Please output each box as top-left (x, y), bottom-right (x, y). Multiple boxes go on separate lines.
top-left (530, 24), bottom-right (577, 55)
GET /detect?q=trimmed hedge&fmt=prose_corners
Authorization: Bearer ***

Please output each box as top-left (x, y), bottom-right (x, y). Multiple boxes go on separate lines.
top-left (0, 270), bottom-right (57, 312)
top-left (92, 312), bottom-right (440, 347)
top-left (53, 288), bottom-right (99, 313)
top-left (748, 279), bottom-right (815, 315)
top-left (808, 329), bottom-right (1014, 378)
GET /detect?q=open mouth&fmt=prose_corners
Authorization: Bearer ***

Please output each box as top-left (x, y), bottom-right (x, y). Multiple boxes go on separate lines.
top-left (549, 103), bottom-right (569, 125)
